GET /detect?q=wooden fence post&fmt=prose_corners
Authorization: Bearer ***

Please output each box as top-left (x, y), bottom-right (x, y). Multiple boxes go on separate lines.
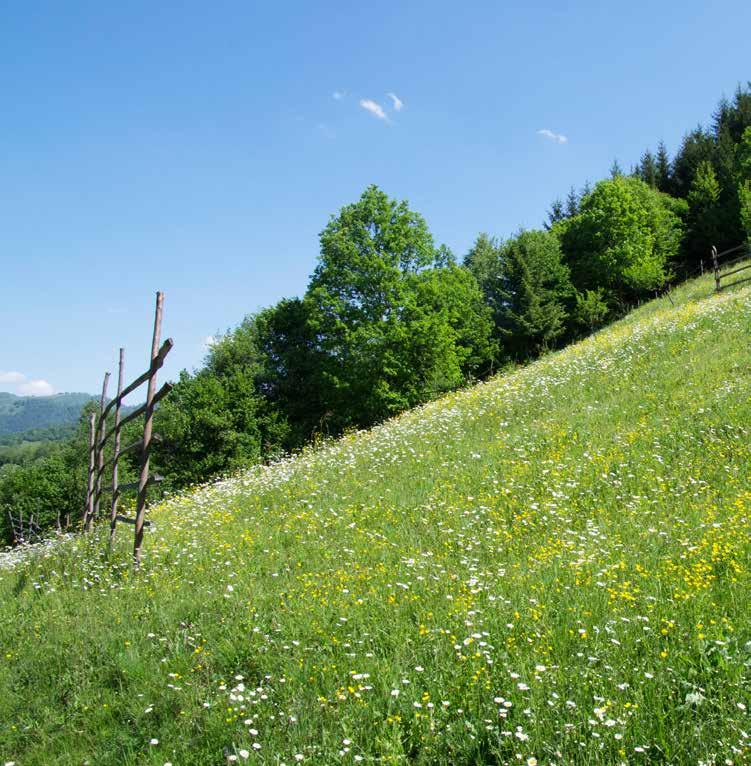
top-left (84, 412), bottom-right (96, 532)
top-left (134, 292), bottom-right (164, 567)
top-left (712, 245), bottom-right (720, 291)
top-left (109, 348), bottom-right (125, 541)
top-left (93, 371), bottom-right (110, 523)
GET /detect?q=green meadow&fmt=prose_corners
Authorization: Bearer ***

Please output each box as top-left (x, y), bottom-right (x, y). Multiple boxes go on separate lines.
top-left (2, 271), bottom-right (750, 765)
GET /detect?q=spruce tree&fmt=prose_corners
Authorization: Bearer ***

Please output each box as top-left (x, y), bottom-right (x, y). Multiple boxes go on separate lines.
top-left (545, 199), bottom-right (565, 230)
top-left (639, 150), bottom-right (658, 187)
top-left (565, 186), bottom-right (579, 217)
top-left (495, 230), bottom-right (572, 358)
top-left (671, 127), bottom-right (714, 198)
top-left (686, 160), bottom-right (722, 261)
top-left (656, 141), bottom-right (671, 192)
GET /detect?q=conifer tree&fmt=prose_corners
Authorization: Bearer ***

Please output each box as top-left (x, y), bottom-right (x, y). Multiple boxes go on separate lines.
top-left (565, 186), bottom-right (579, 218)
top-left (545, 199), bottom-right (565, 230)
top-left (671, 127), bottom-right (715, 198)
top-left (495, 230), bottom-right (572, 358)
top-left (686, 160), bottom-right (722, 260)
top-left (656, 141), bottom-right (671, 192)
top-left (639, 150), bottom-right (658, 187)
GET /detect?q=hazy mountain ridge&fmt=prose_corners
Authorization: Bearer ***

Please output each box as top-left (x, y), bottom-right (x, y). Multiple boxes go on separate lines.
top-left (0, 392), bottom-right (94, 436)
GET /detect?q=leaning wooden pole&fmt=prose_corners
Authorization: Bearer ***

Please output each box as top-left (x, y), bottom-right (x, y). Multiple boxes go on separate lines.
top-left (93, 371), bottom-right (110, 522)
top-left (712, 245), bottom-right (720, 291)
top-left (109, 348), bottom-right (125, 541)
top-left (134, 292), bottom-right (164, 567)
top-left (83, 412), bottom-right (96, 532)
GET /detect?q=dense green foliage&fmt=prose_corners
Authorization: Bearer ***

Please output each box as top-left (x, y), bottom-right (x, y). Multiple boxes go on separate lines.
top-left (2, 273), bottom-right (751, 765)
top-left (149, 187), bottom-right (497, 488)
top-left (465, 230), bottom-right (572, 359)
top-left (4, 83), bottom-right (751, 536)
top-left (558, 176), bottom-right (684, 303)
top-left (0, 402), bottom-right (142, 544)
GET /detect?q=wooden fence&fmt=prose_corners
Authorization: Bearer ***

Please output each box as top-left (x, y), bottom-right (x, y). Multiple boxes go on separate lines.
top-left (5, 510), bottom-right (43, 546)
top-left (711, 243), bottom-right (751, 292)
top-left (82, 291), bottom-right (173, 566)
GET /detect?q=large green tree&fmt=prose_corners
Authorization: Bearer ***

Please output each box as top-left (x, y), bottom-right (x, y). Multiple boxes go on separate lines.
top-left (559, 176), bottom-right (684, 304)
top-left (305, 185), bottom-right (495, 430)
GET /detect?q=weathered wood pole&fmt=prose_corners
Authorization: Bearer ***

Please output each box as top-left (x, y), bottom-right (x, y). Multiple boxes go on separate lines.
top-left (93, 371), bottom-right (110, 522)
top-left (84, 412), bottom-right (96, 532)
top-left (712, 245), bottom-right (720, 291)
top-left (134, 292), bottom-right (164, 567)
top-left (109, 348), bottom-right (125, 541)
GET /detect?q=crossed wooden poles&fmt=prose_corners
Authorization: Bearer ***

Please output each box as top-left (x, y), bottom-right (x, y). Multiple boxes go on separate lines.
top-left (82, 291), bottom-right (173, 566)
top-left (711, 243), bottom-right (751, 292)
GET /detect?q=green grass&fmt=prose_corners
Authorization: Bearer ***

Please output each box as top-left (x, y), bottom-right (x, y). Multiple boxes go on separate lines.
top-left (2, 272), bottom-right (751, 765)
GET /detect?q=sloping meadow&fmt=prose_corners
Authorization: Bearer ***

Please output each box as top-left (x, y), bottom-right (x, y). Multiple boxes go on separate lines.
top-left (2, 275), bottom-right (751, 765)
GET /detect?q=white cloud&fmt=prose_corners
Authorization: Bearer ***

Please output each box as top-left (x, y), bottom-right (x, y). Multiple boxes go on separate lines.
top-left (360, 98), bottom-right (388, 121)
top-left (537, 128), bottom-right (568, 144)
top-left (0, 371), bottom-right (25, 384)
top-left (332, 90), bottom-right (346, 100)
top-left (16, 379), bottom-right (55, 397)
top-left (386, 92), bottom-right (404, 112)
top-left (0, 370), bottom-right (56, 396)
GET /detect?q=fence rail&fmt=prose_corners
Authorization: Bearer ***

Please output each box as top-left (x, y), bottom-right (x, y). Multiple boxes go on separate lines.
top-left (82, 291), bottom-right (173, 567)
top-left (5, 510), bottom-right (43, 546)
top-left (711, 243), bottom-right (751, 292)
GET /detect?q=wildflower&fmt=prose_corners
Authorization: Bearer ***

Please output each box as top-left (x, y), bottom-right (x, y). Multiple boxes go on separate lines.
top-left (685, 691), bottom-right (704, 706)
top-left (239, 750), bottom-right (250, 760)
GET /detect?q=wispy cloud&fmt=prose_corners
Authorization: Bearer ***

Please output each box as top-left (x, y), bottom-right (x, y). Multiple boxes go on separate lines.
top-left (0, 371), bottom-right (56, 396)
top-left (360, 98), bottom-right (388, 122)
top-left (332, 90), bottom-right (346, 100)
top-left (537, 128), bottom-right (568, 144)
top-left (386, 92), bottom-right (404, 112)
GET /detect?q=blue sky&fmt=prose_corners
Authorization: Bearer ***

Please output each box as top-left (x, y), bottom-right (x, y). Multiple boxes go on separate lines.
top-left (2, 0), bottom-right (749, 397)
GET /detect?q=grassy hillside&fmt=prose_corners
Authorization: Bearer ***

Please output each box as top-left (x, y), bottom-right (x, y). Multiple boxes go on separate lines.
top-left (2, 272), bottom-right (751, 765)
top-left (0, 392), bottom-right (93, 436)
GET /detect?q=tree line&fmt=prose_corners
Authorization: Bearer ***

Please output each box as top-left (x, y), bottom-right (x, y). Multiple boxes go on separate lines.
top-left (2, 83), bottom-right (750, 544)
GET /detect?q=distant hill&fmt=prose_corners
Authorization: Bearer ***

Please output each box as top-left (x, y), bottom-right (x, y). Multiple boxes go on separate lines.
top-left (0, 392), bottom-right (94, 437)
